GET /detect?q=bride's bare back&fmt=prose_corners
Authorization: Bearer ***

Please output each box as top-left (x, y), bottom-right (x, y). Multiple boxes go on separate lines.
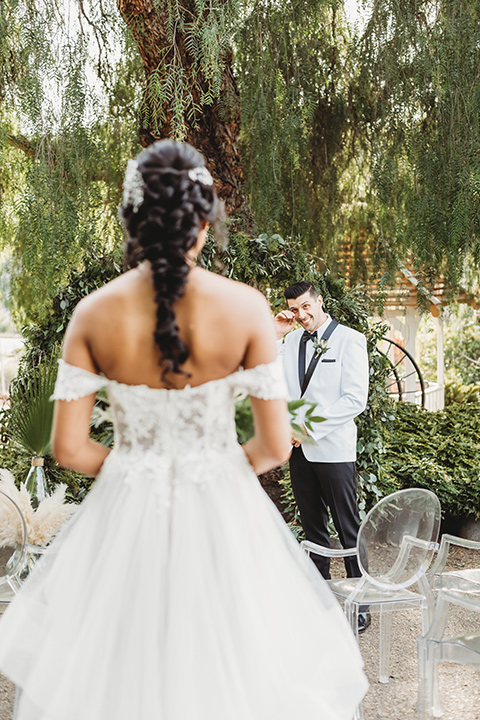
top-left (63, 262), bottom-right (277, 389)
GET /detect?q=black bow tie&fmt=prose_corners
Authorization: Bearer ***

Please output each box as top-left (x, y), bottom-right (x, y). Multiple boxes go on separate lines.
top-left (301, 330), bottom-right (318, 343)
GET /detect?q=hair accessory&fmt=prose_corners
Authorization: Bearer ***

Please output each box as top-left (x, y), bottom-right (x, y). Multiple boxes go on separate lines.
top-left (123, 159), bottom-right (145, 213)
top-left (188, 166), bottom-right (213, 186)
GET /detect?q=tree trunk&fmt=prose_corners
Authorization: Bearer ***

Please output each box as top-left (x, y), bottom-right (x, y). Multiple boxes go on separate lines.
top-left (117, 0), bottom-right (245, 215)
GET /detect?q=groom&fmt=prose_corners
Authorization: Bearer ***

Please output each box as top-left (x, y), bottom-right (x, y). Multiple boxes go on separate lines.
top-left (275, 281), bottom-right (370, 631)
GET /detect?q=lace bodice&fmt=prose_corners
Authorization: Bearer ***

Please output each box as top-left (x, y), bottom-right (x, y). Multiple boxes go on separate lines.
top-left (52, 359), bottom-right (287, 458)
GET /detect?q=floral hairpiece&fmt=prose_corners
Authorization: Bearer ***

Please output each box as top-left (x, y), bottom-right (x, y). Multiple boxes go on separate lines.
top-left (122, 159), bottom-right (145, 214)
top-left (188, 166), bottom-right (213, 186)
top-left (122, 160), bottom-right (213, 214)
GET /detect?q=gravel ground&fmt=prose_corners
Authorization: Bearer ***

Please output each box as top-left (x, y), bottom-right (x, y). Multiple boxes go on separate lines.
top-left (0, 547), bottom-right (477, 719)
top-left (359, 595), bottom-right (480, 719)
top-left (345, 546), bottom-right (480, 720)
top-left (0, 670), bottom-right (14, 720)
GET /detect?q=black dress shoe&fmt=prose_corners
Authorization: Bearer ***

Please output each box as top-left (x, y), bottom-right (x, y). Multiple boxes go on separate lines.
top-left (357, 612), bottom-right (371, 634)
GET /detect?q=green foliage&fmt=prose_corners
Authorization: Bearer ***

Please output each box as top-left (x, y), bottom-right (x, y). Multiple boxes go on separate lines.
top-left (203, 231), bottom-right (394, 507)
top-left (235, 0), bottom-right (480, 286)
top-left (0, 0), bottom-right (142, 325)
top-left (444, 382), bottom-right (480, 406)
top-left (138, 0), bottom-right (240, 140)
top-left (381, 401), bottom-right (480, 520)
top-left (234, 396), bottom-right (324, 446)
top-left (234, 396), bottom-right (255, 445)
top-left (355, 321), bottom-right (398, 514)
top-left (18, 249), bottom-right (123, 370)
top-left (0, 250), bottom-right (122, 501)
top-left (236, 0), bottom-right (358, 253)
top-left (8, 354), bottom-right (58, 457)
top-left (444, 319), bottom-right (480, 386)
top-left (2, 0), bottom-right (480, 303)
top-left (357, 0), bottom-right (480, 286)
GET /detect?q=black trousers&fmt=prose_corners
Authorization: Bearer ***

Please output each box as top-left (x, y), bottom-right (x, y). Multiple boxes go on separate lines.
top-left (289, 446), bottom-right (362, 580)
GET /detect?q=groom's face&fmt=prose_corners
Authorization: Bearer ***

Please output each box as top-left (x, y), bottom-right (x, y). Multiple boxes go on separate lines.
top-left (287, 291), bottom-right (326, 332)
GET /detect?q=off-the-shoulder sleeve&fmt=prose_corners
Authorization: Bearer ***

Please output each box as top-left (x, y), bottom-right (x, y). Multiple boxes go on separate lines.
top-left (233, 358), bottom-right (288, 400)
top-left (51, 360), bottom-right (107, 401)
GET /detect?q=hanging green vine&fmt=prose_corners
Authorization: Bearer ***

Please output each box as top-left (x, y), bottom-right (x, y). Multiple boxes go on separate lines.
top-left (355, 0), bottom-right (480, 287)
top-left (2, 0), bottom-right (480, 326)
top-left (0, 0), bottom-right (142, 324)
top-left (236, 0), bottom-right (359, 254)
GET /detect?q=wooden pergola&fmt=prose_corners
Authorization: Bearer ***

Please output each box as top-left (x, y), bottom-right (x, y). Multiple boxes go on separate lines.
top-left (336, 252), bottom-right (478, 409)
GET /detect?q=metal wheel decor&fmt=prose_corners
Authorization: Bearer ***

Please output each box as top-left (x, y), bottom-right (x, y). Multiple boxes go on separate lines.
top-left (379, 338), bottom-right (426, 407)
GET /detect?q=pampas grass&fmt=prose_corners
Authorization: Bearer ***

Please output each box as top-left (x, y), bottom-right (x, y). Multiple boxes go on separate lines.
top-left (0, 469), bottom-right (77, 547)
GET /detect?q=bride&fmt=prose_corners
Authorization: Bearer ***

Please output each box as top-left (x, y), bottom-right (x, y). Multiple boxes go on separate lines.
top-left (0, 140), bottom-right (367, 719)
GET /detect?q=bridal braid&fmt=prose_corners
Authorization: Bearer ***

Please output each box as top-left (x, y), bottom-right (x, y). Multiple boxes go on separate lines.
top-left (119, 140), bottom-right (223, 379)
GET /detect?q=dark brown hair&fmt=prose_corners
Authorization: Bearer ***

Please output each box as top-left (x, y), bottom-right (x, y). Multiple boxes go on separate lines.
top-left (119, 140), bottom-right (224, 379)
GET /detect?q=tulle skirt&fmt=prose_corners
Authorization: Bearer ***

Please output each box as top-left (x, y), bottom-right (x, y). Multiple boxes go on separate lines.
top-left (0, 446), bottom-right (367, 720)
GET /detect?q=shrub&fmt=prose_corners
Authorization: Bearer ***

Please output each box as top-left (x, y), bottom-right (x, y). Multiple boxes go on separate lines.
top-left (381, 401), bottom-right (480, 520)
top-left (444, 382), bottom-right (480, 406)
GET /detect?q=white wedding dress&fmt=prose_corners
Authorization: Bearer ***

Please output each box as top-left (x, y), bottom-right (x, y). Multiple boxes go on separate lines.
top-left (0, 358), bottom-right (367, 720)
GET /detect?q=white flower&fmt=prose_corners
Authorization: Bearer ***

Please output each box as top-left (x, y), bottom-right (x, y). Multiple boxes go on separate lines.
top-left (312, 337), bottom-right (330, 359)
top-left (187, 166), bottom-right (213, 186)
top-left (122, 159), bottom-right (145, 213)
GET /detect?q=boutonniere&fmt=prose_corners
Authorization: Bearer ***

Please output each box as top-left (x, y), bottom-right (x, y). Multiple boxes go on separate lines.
top-left (312, 336), bottom-right (330, 359)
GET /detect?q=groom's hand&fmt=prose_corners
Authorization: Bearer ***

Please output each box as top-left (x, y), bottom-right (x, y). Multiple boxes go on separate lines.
top-left (291, 424), bottom-right (308, 448)
top-left (274, 310), bottom-right (295, 339)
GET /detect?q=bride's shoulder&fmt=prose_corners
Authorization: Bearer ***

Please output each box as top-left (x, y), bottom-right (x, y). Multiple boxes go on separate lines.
top-left (69, 272), bottom-right (135, 322)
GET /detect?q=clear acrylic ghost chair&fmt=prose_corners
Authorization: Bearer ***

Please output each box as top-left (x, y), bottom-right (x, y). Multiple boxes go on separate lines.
top-left (0, 489), bottom-right (29, 719)
top-left (416, 534), bottom-right (480, 719)
top-left (417, 582), bottom-right (480, 719)
top-left (0, 489), bottom-right (28, 603)
top-left (426, 533), bottom-right (480, 600)
top-left (301, 489), bottom-right (441, 696)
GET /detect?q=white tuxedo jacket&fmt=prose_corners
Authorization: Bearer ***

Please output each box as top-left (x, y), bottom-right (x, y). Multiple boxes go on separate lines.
top-left (279, 320), bottom-right (369, 463)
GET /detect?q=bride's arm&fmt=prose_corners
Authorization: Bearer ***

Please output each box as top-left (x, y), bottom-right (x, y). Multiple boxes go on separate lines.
top-left (52, 399), bottom-right (110, 477)
top-left (241, 296), bottom-right (291, 475)
top-left (51, 305), bottom-right (111, 477)
top-left (242, 396), bottom-right (291, 475)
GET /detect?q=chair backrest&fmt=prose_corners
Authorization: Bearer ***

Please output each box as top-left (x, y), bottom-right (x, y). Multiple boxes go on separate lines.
top-left (358, 488), bottom-right (441, 590)
top-left (0, 489), bottom-right (27, 589)
top-left (427, 534), bottom-right (480, 590)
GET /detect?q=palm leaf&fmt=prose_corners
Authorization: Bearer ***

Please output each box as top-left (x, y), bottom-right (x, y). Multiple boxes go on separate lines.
top-left (9, 357), bottom-right (59, 457)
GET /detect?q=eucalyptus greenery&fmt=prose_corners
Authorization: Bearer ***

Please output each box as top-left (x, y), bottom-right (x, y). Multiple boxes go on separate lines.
top-left (235, 397), bottom-right (324, 447)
